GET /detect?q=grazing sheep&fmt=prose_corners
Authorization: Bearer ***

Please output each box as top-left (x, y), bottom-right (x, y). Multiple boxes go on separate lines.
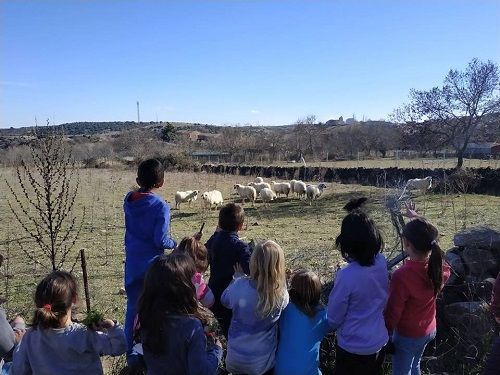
top-left (293, 181), bottom-right (307, 199)
top-left (174, 190), bottom-right (199, 210)
top-left (254, 177), bottom-right (264, 183)
top-left (248, 182), bottom-right (272, 196)
top-left (201, 190), bottom-right (224, 209)
top-left (405, 176), bottom-right (432, 192)
top-left (306, 183), bottom-right (327, 205)
top-left (271, 181), bottom-right (291, 197)
top-left (289, 179), bottom-right (297, 195)
top-left (234, 184), bottom-right (257, 206)
top-left (259, 188), bottom-right (276, 206)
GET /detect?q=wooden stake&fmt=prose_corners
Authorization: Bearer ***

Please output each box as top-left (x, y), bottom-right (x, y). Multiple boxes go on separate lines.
top-left (80, 249), bottom-right (91, 313)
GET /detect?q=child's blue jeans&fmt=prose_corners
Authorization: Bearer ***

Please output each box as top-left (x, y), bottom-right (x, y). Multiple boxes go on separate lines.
top-left (392, 330), bottom-right (436, 375)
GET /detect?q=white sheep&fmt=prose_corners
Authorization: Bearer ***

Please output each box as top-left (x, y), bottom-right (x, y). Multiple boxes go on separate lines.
top-left (271, 181), bottom-right (291, 197)
top-left (259, 187), bottom-right (276, 206)
top-left (293, 180), bottom-right (307, 199)
top-left (174, 190), bottom-right (199, 210)
top-left (248, 182), bottom-right (271, 196)
top-left (254, 177), bottom-right (264, 183)
top-left (234, 184), bottom-right (257, 206)
top-left (405, 176), bottom-right (432, 192)
top-left (306, 183), bottom-right (327, 204)
top-left (289, 179), bottom-right (297, 195)
top-left (201, 190), bottom-right (224, 209)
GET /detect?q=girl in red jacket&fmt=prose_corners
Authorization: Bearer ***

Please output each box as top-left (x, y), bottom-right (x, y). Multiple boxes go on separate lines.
top-left (385, 217), bottom-right (450, 375)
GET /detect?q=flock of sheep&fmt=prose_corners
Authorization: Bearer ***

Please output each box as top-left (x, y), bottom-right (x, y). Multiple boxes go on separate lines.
top-left (173, 175), bottom-right (433, 211)
top-left (174, 177), bottom-right (328, 210)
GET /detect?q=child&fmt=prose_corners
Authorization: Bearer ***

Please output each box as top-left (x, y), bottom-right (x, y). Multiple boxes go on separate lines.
top-left (10, 271), bottom-right (126, 374)
top-left (123, 158), bottom-right (176, 362)
top-left (0, 310), bottom-right (25, 374)
top-left (483, 271), bottom-right (500, 375)
top-left (205, 203), bottom-right (251, 336)
top-left (221, 240), bottom-right (289, 375)
top-left (327, 206), bottom-right (389, 375)
top-left (275, 269), bottom-right (331, 375)
top-left (176, 236), bottom-right (215, 307)
top-left (385, 217), bottom-right (450, 375)
top-left (138, 253), bottom-right (222, 375)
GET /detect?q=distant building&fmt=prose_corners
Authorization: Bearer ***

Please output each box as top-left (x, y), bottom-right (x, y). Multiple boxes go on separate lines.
top-left (464, 142), bottom-right (500, 159)
top-left (345, 117), bottom-right (357, 125)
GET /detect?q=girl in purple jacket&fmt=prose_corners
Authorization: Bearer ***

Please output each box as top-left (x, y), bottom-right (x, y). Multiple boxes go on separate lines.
top-left (327, 203), bottom-right (389, 375)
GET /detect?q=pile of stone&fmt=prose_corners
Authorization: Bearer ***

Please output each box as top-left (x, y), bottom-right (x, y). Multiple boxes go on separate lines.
top-left (431, 226), bottom-right (499, 372)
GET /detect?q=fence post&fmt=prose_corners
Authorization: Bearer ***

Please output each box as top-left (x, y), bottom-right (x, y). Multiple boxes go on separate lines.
top-left (80, 249), bottom-right (91, 313)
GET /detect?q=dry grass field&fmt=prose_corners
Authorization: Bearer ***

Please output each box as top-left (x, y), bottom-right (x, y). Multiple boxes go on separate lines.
top-left (0, 167), bottom-right (499, 373)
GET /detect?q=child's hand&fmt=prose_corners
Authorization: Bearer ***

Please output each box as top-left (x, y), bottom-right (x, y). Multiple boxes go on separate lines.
top-left (14, 329), bottom-right (26, 344)
top-left (233, 263), bottom-right (245, 279)
top-left (194, 231), bottom-right (203, 241)
top-left (403, 201), bottom-right (420, 219)
top-left (91, 319), bottom-right (116, 331)
top-left (215, 339), bottom-right (222, 349)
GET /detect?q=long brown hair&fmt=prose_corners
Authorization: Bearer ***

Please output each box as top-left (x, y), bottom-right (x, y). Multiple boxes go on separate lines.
top-left (138, 253), bottom-right (206, 354)
top-left (176, 237), bottom-right (209, 273)
top-left (289, 269), bottom-right (322, 318)
top-left (32, 271), bottom-right (78, 329)
top-left (403, 218), bottom-right (444, 295)
top-left (250, 240), bottom-right (287, 318)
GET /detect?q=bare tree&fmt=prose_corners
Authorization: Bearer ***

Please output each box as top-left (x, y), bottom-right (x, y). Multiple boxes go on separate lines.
top-left (394, 59), bottom-right (500, 168)
top-left (6, 126), bottom-right (84, 271)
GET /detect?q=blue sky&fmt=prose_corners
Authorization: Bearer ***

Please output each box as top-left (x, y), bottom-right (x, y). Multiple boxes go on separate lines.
top-left (1, 0), bottom-right (499, 128)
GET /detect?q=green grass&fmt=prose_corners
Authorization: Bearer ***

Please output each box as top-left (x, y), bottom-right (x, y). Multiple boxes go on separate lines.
top-left (0, 167), bottom-right (499, 373)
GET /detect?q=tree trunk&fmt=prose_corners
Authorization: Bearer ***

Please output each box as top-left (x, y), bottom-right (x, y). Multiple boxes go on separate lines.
top-left (456, 149), bottom-right (464, 169)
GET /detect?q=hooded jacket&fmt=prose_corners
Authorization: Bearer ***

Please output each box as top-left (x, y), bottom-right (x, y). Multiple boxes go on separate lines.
top-left (124, 191), bottom-right (176, 286)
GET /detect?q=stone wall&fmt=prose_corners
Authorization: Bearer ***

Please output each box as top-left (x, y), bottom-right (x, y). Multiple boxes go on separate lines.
top-left (200, 164), bottom-right (500, 196)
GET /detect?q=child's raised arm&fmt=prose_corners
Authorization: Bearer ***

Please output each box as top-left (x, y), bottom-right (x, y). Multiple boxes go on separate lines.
top-left (90, 320), bottom-right (127, 357)
top-left (327, 273), bottom-right (350, 330)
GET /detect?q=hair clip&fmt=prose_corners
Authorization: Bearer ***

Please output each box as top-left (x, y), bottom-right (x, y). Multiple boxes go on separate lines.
top-left (43, 304), bottom-right (52, 311)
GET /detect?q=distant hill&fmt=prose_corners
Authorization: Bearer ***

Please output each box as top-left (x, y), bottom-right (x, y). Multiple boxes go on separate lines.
top-left (0, 121), bottom-right (142, 136)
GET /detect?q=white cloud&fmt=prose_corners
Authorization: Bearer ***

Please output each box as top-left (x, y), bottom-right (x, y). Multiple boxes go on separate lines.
top-left (250, 109), bottom-right (260, 114)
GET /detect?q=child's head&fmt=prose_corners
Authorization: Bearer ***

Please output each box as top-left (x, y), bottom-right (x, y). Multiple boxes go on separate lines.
top-left (136, 159), bottom-right (165, 190)
top-left (176, 237), bottom-right (209, 274)
top-left (250, 240), bottom-right (286, 317)
top-left (336, 210), bottom-right (383, 266)
top-left (403, 218), bottom-right (444, 295)
top-left (138, 253), bottom-right (198, 353)
top-left (218, 203), bottom-right (245, 232)
top-left (32, 271), bottom-right (78, 329)
top-left (289, 269), bottom-right (322, 318)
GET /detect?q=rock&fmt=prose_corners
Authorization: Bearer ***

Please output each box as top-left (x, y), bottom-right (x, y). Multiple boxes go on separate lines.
top-left (118, 287), bottom-right (126, 296)
top-left (445, 248), bottom-right (464, 284)
top-left (461, 247), bottom-right (497, 277)
top-left (453, 226), bottom-right (500, 250)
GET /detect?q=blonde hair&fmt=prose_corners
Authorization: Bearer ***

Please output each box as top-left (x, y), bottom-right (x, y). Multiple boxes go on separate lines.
top-left (250, 240), bottom-right (287, 317)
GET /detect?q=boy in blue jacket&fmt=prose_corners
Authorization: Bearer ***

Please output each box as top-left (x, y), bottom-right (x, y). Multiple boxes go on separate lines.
top-left (205, 203), bottom-right (251, 337)
top-left (123, 159), bottom-right (176, 366)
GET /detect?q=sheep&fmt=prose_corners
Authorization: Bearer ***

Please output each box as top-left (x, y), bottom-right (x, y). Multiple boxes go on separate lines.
top-left (248, 182), bottom-right (271, 196)
top-left (234, 184), bottom-right (257, 206)
top-left (174, 190), bottom-right (199, 210)
top-left (306, 183), bottom-right (327, 205)
top-left (289, 179), bottom-right (297, 195)
top-left (271, 181), bottom-right (291, 198)
top-left (405, 176), bottom-right (432, 192)
top-left (201, 190), bottom-right (224, 209)
top-left (293, 181), bottom-right (307, 199)
top-left (259, 187), bottom-right (276, 206)
top-left (254, 177), bottom-right (264, 183)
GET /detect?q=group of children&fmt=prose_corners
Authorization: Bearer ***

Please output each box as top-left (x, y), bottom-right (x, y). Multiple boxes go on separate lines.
top-left (0, 158), bottom-right (471, 375)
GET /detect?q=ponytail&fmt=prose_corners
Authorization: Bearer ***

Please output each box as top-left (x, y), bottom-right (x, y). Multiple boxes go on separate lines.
top-left (32, 271), bottom-right (78, 329)
top-left (428, 241), bottom-right (444, 295)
